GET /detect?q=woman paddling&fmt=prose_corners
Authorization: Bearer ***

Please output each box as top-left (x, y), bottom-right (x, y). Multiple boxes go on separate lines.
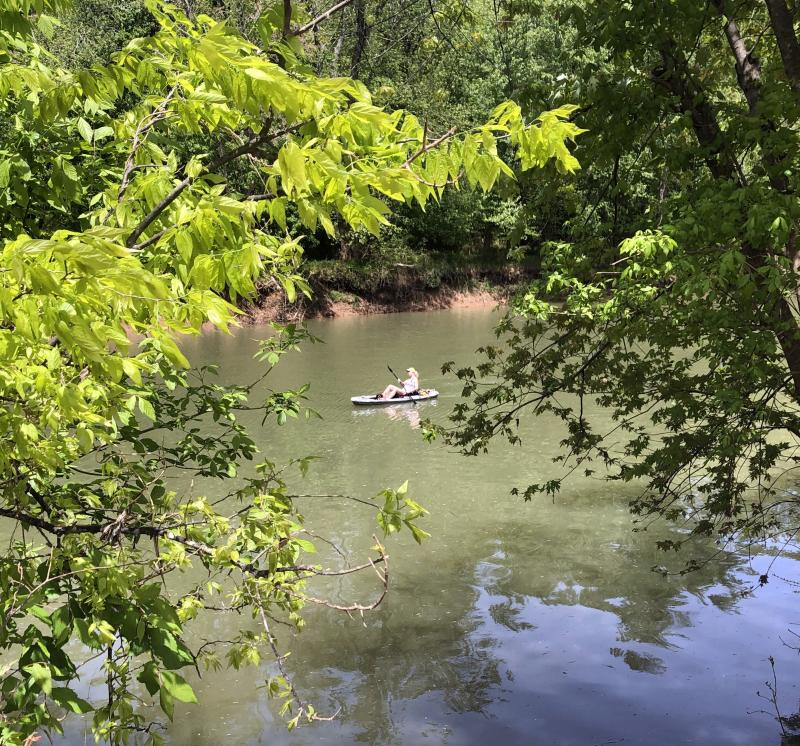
top-left (378, 367), bottom-right (419, 400)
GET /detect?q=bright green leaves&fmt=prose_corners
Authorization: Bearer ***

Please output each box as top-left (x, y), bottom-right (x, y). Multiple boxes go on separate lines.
top-left (159, 670), bottom-right (198, 712)
top-left (278, 141), bottom-right (308, 197)
top-left (376, 481), bottom-right (431, 544)
top-left (76, 117), bottom-right (93, 144)
top-left (618, 230), bottom-right (677, 260)
top-left (24, 663), bottom-right (52, 696)
top-left (0, 158), bottom-right (11, 189)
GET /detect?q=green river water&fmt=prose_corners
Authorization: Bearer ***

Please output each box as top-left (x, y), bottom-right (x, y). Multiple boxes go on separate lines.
top-left (61, 308), bottom-right (800, 745)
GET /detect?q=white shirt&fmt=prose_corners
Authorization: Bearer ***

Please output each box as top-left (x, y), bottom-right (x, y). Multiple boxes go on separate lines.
top-left (402, 375), bottom-right (419, 393)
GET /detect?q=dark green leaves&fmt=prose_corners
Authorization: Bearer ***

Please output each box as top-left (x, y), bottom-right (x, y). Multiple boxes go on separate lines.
top-left (51, 687), bottom-right (93, 714)
top-left (148, 629), bottom-right (194, 670)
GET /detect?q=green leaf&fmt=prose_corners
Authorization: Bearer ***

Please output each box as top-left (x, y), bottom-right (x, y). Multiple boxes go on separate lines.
top-left (51, 687), bottom-right (93, 714)
top-left (405, 521), bottom-right (431, 544)
top-left (294, 538), bottom-right (316, 553)
top-left (138, 397), bottom-right (156, 421)
top-left (77, 118), bottom-right (93, 144)
top-left (25, 663), bottom-right (52, 695)
top-left (159, 686), bottom-right (174, 721)
top-left (51, 605), bottom-right (72, 644)
top-left (245, 67), bottom-right (271, 81)
top-left (93, 125), bottom-right (114, 141)
top-left (149, 629), bottom-right (194, 669)
top-left (159, 670), bottom-right (198, 704)
top-left (278, 142), bottom-right (307, 195)
top-left (138, 661), bottom-right (160, 696)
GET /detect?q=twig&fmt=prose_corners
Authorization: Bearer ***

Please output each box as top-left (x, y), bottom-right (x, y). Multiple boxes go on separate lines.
top-left (125, 118), bottom-right (312, 248)
top-left (291, 0), bottom-right (357, 36)
top-left (129, 227), bottom-right (170, 252)
top-left (403, 126), bottom-right (456, 168)
top-left (118, 87), bottom-right (178, 203)
top-left (285, 539), bottom-right (389, 613)
top-left (755, 655), bottom-right (789, 737)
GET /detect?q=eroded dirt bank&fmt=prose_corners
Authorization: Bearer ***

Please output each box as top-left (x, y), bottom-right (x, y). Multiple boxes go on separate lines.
top-left (240, 264), bottom-right (530, 323)
top-left (243, 285), bottom-right (509, 323)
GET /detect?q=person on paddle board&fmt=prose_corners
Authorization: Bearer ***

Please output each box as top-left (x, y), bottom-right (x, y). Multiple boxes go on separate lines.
top-left (378, 367), bottom-right (419, 400)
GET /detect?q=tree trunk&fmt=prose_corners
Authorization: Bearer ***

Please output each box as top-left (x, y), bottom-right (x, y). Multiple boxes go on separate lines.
top-left (350, 0), bottom-right (368, 78)
top-left (716, 2), bottom-right (762, 112)
top-left (712, 3), bottom-right (800, 401)
top-left (654, 18), bottom-right (800, 402)
top-left (652, 45), bottom-right (737, 182)
top-left (764, 0), bottom-right (800, 96)
top-left (283, 0), bottom-right (292, 38)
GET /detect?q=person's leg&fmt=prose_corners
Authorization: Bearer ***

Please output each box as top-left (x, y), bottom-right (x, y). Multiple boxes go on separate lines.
top-left (381, 385), bottom-right (403, 399)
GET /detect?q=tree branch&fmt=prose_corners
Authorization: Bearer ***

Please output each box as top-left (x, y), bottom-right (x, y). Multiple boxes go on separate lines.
top-left (118, 87), bottom-right (177, 203)
top-left (653, 44), bottom-right (737, 182)
top-left (403, 126), bottom-right (456, 168)
top-left (290, 0), bottom-right (357, 36)
top-left (122, 114), bottom-right (316, 248)
top-left (764, 0), bottom-right (800, 96)
top-left (0, 504), bottom-right (387, 581)
top-left (125, 129), bottom-right (270, 248)
top-left (282, 0), bottom-right (292, 38)
top-left (714, 1), bottom-right (762, 111)
top-left (129, 227), bottom-right (169, 252)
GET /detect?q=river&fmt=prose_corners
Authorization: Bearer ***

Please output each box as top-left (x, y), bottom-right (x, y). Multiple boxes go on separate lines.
top-left (62, 308), bottom-right (800, 745)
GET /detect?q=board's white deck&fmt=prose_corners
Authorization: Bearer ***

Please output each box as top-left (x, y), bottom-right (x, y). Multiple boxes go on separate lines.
top-left (351, 390), bottom-right (439, 405)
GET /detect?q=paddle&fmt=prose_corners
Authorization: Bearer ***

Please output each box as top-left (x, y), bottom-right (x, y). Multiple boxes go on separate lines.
top-left (387, 364), bottom-right (401, 382)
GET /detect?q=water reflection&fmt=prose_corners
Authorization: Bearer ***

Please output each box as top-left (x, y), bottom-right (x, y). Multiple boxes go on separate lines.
top-left (186, 490), bottom-right (771, 746)
top-left (475, 499), bottom-right (748, 651)
top-left (351, 400), bottom-right (437, 429)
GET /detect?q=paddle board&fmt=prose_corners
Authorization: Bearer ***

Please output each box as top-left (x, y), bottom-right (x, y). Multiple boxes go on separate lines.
top-left (351, 389), bottom-right (439, 405)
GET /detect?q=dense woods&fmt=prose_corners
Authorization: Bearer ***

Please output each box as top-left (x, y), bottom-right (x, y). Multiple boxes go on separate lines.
top-left (5, 0), bottom-right (800, 742)
top-left (448, 0), bottom-right (800, 560)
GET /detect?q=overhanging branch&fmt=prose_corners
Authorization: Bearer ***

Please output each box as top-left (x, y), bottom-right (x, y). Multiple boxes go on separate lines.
top-left (291, 0), bottom-right (357, 36)
top-left (124, 117), bottom-right (310, 249)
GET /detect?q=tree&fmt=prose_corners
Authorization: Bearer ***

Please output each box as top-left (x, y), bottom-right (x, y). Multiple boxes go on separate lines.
top-left (445, 0), bottom-right (800, 568)
top-left (0, 0), bottom-right (581, 741)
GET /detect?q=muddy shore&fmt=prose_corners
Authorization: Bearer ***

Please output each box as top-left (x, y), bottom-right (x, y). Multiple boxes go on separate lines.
top-left (241, 284), bottom-right (511, 323)
top-left (240, 261), bottom-right (532, 323)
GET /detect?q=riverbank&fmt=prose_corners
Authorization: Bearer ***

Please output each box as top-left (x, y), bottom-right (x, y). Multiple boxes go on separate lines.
top-left (242, 257), bottom-right (531, 322)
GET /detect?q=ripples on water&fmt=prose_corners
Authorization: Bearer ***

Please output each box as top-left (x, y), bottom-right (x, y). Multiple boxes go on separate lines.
top-left (60, 309), bottom-right (800, 745)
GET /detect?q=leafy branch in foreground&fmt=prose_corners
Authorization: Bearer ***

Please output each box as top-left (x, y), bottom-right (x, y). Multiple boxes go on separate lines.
top-left (0, 338), bottom-right (428, 741)
top-left (0, 0), bottom-right (580, 742)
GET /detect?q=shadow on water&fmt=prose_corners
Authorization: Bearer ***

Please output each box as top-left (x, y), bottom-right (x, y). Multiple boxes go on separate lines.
top-left (219, 491), bottom-right (764, 746)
